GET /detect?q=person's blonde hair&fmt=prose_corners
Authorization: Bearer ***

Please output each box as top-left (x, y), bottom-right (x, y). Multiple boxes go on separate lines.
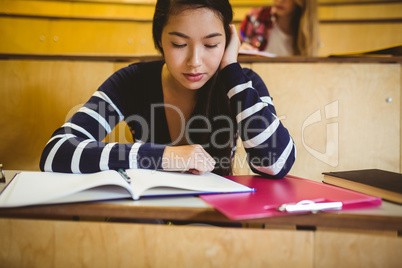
top-left (293, 0), bottom-right (320, 56)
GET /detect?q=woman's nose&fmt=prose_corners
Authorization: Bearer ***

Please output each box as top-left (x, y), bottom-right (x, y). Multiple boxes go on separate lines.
top-left (187, 47), bottom-right (202, 68)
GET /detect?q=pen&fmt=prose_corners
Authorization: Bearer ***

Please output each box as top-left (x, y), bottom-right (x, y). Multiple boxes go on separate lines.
top-left (117, 168), bottom-right (131, 184)
top-left (278, 200), bottom-right (342, 213)
top-left (156, 169), bottom-right (189, 172)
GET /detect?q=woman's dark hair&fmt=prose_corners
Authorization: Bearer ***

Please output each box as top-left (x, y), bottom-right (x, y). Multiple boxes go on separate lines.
top-left (153, 0), bottom-right (233, 55)
top-left (152, 0), bottom-right (236, 175)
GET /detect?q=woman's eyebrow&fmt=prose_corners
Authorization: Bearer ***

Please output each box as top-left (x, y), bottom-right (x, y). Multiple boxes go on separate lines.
top-left (168, 32), bottom-right (223, 39)
top-left (204, 33), bottom-right (223, 39)
top-left (168, 32), bottom-right (189, 38)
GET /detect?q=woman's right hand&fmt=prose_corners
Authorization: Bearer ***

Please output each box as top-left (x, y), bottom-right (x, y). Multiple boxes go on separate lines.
top-left (220, 24), bottom-right (241, 70)
top-left (162, 145), bottom-right (216, 175)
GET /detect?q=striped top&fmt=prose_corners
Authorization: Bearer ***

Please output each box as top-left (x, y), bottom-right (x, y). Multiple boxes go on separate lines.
top-left (40, 61), bottom-right (296, 178)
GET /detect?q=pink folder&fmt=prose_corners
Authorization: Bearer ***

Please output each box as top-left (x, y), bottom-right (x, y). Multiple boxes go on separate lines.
top-left (200, 175), bottom-right (382, 220)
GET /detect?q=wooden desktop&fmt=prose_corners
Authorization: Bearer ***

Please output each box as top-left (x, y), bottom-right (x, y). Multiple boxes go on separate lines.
top-left (0, 170), bottom-right (401, 267)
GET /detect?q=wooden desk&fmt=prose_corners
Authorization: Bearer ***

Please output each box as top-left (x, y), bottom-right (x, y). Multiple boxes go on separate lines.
top-left (1, 171), bottom-right (401, 267)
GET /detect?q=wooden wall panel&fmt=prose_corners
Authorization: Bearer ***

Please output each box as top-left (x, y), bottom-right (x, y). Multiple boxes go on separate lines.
top-left (319, 2), bottom-right (402, 20)
top-left (48, 20), bottom-right (155, 54)
top-left (252, 63), bottom-right (400, 181)
top-left (1, 218), bottom-right (401, 267)
top-left (0, 17), bottom-right (51, 54)
top-left (0, 218), bottom-right (314, 268)
top-left (0, 0), bottom-right (71, 17)
top-left (319, 23), bottom-right (402, 56)
top-left (315, 229), bottom-right (402, 267)
top-left (1, 0), bottom-right (401, 56)
top-left (0, 0), bottom-right (156, 19)
top-left (0, 17), bottom-right (157, 54)
top-left (0, 60), bottom-right (114, 171)
top-left (70, 2), bottom-right (154, 19)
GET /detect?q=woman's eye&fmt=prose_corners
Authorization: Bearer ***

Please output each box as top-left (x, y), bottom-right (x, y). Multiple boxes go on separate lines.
top-left (205, 44), bottom-right (218, 48)
top-left (172, 43), bottom-right (186, 48)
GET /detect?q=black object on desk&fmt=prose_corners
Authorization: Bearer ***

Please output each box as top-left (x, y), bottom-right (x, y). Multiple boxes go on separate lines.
top-left (0, 164), bottom-right (5, 183)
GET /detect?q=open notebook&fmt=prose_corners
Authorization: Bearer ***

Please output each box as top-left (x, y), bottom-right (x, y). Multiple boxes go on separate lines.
top-left (0, 169), bottom-right (254, 207)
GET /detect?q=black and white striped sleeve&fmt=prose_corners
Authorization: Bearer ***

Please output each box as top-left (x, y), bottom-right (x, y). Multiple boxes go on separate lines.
top-left (39, 67), bottom-right (166, 173)
top-left (220, 63), bottom-right (296, 178)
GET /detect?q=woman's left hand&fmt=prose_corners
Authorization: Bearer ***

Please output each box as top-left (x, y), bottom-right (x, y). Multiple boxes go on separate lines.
top-left (220, 24), bottom-right (240, 70)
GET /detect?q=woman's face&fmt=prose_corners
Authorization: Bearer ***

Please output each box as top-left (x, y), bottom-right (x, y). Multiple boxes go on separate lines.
top-left (160, 7), bottom-right (226, 91)
top-left (273, 0), bottom-right (298, 17)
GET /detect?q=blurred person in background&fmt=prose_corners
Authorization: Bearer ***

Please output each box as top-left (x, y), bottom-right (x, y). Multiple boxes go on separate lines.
top-left (239, 0), bottom-right (320, 56)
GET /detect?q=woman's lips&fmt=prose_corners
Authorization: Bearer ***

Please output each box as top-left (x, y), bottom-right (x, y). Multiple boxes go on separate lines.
top-left (184, 73), bottom-right (204, 82)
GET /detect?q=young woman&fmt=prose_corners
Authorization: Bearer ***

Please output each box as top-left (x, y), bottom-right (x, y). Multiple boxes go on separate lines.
top-left (240, 0), bottom-right (320, 56)
top-left (40, 0), bottom-right (296, 178)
